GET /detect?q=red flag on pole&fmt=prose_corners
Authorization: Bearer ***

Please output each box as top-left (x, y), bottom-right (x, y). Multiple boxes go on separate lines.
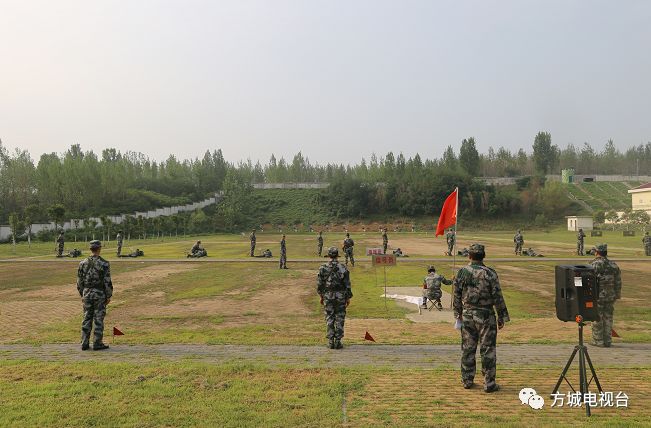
top-left (113, 327), bottom-right (124, 336)
top-left (435, 188), bottom-right (458, 236)
top-left (364, 331), bottom-right (376, 342)
top-left (611, 329), bottom-right (620, 338)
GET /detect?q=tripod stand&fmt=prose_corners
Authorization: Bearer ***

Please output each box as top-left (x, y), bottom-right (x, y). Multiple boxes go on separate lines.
top-left (551, 316), bottom-right (603, 417)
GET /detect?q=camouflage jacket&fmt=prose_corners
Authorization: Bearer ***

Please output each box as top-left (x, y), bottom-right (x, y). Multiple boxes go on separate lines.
top-left (57, 235), bottom-right (65, 245)
top-left (317, 236), bottom-right (323, 245)
top-left (77, 255), bottom-right (113, 298)
top-left (382, 232), bottom-right (388, 243)
top-left (424, 273), bottom-right (452, 292)
top-left (280, 239), bottom-right (286, 254)
top-left (116, 234), bottom-right (123, 245)
top-left (577, 230), bottom-right (586, 242)
top-left (591, 256), bottom-right (622, 303)
top-left (343, 238), bottom-right (354, 249)
top-left (513, 233), bottom-right (523, 244)
top-left (643, 236), bottom-right (651, 246)
top-left (446, 232), bottom-right (456, 244)
top-left (249, 233), bottom-right (256, 243)
top-left (191, 243), bottom-right (202, 253)
top-left (453, 261), bottom-right (510, 322)
top-left (317, 260), bottom-right (352, 299)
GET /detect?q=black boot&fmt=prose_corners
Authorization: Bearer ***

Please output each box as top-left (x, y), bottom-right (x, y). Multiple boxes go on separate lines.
top-left (327, 338), bottom-right (335, 349)
top-left (334, 339), bottom-right (343, 349)
top-left (81, 342), bottom-right (90, 351)
top-left (93, 343), bottom-right (109, 351)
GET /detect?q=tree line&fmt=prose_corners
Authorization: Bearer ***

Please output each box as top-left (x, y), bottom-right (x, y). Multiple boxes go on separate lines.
top-left (1, 132), bottom-right (650, 233)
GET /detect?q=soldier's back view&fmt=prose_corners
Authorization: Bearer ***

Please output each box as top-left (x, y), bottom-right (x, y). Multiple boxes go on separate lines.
top-left (77, 240), bottom-right (113, 351)
top-left (317, 247), bottom-right (353, 349)
top-left (643, 232), bottom-right (651, 256)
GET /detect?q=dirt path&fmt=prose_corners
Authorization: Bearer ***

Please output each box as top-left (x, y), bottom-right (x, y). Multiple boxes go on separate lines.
top-left (0, 343), bottom-right (649, 368)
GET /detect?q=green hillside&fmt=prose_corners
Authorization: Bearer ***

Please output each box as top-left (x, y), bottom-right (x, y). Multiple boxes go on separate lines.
top-left (563, 181), bottom-right (640, 213)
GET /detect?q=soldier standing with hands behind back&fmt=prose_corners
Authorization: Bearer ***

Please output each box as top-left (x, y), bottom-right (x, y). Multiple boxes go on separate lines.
top-left (56, 231), bottom-right (65, 257)
top-left (77, 240), bottom-right (113, 351)
top-left (317, 247), bottom-right (352, 349)
top-left (453, 243), bottom-right (509, 392)
top-left (317, 231), bottom-right (324, 257)
top-left (343, 233), bottom-right (355, 266)
top-left (577, 228), bottom-right (586, 256)
top-left (590, 244), bottom-right (622, 347)
top-left (643, 232), bottom-right (651, 256)
top-left (382, 228), bottom-right (389, 254)
top-left (249, 229), bottom-right (256, 257)
top-left (116, 230), bottom-right (123, 257)
top-left (279, 234), bottom-right (288, 269)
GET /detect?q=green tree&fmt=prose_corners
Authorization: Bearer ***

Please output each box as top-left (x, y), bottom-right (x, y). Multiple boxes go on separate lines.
top-left (47, 204), bottom-right (66, 232)
top-left (605, 209), bottom-right (619, 231)
top-left (532, 132), bottom-right (559, 175)
top-left (23, 204), bottom-right (42, 249)
top-left (218, 169), bottom-right (252, 231)
top-left (459, 137), bottom-right (480, 176)
top-left (8, 212), bottom-right (24, 250)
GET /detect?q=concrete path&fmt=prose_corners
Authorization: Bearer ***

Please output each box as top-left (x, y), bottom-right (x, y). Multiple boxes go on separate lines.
top-left (1, 343), bottom-right (650, 368)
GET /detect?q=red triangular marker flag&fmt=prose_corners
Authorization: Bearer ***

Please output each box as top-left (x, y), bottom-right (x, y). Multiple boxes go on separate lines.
top-left (436, 188), bottom-right (458, 237)
top-left (113, 327), bottom-right (124, 336)
top-left (364, 331), bottom-right (376, 342)
top-left (611, 329), bottom-right (620, 338)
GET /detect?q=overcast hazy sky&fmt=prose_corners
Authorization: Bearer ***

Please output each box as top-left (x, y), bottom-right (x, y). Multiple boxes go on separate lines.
top-left (1, 0), bottom-right (650, 164)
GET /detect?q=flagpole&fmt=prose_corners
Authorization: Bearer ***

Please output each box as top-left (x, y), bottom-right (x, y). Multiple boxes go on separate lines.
top-left (450, 187), bottom-right (459, 309)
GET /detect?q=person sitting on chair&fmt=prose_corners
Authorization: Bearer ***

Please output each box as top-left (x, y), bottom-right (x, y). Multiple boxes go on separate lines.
top-left (421, 265), bottom-right (452, 310)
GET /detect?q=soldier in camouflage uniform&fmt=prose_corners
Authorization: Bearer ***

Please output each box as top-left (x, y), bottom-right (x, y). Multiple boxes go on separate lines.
top-left (317, 231), bottom-right (324, 257)
top-left (342, 233), bottom-right (355, 266)
top-left (577, 228), bottom-right (586, 256)
top-left (317, 247), bottom-right (353, 349)
top-left (643, 232), bottom-right (651, 256)
top-left (421, 266), bottom-right (452, 310)
top-left (446, 229), bottom-right (456, 256)
top-left (56, 231), bottom-right (65, 257)
top-left (77, 240), bottom-right (113, 351)
top-left (249, 229), bottom-right (256, 257)
top-left (590, 243), bottom-right (622, 347)
top-left (513, 230), bottom-right (524, 256)
top-left (279, 234), bottom-right (288, 269)
top-left (382, 228), bottom-right (389, 254)
top-left (453, 243), bottom-right (509, 392)
top-left (116, 230), bottom-right (123, 257)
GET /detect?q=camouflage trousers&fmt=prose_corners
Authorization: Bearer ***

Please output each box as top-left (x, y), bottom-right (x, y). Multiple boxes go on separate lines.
top-left (250, 242), bottom-right (256, 257)
top-left (577, 241), bottom-right (584, 256)
top-left (81, 289), bottom-right (107, 346)
top-left (117, 244), bottom-right (122, 256)
top-left (447, 242), bottom-right (454, 255)
top-left (344, 249), bottom-right (355, 266)
top-left (57, 243), bottom-right (64, 257)
top-left (323, 296), bottom-right (347, 340)
top-left (645, 245), bottom-right (651, 256)
top-left (591, 301), bottom-right (614, 346)
top-left (514, 243), bottom-right (522, 255)
top-left (317, 244), bottom-right (323, 257)
top-left (383, 242), bottom-right (388, 254)
top-left (460, 308), bottom-right (498, 389)
top-left (279, 252), bottom-right (287, 268)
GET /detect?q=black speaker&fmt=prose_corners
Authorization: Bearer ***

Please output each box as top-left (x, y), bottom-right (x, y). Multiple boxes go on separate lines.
top-left (555, 265), bottom-right (599, 322)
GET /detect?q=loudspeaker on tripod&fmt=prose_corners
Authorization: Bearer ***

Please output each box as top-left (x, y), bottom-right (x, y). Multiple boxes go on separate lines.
top-left (555, 265), bottom-right (599, 322)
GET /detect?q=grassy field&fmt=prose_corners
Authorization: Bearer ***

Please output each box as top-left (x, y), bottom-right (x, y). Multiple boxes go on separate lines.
top-left (2, 231), bottom-right (650, 426)
top-left (2, 228), bottom-right (650, 260)
top-left (0, 360), bottom-right (648, 427)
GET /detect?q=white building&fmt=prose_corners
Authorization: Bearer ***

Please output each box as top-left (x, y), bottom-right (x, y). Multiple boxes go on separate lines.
top-left (566, 216), bottom-right (594, 231)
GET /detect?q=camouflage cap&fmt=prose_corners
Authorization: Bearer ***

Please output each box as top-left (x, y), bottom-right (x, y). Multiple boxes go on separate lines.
top-left (594, 243), bottom-right (607, 253)
top-left (427, 265), bottom-right (436, 272)
top-left (89, 240), bottom-right (102, 249)
top-left (327, 246), bottom-right (339, 257)
top-left (468, 243), bottom-right (485, 254)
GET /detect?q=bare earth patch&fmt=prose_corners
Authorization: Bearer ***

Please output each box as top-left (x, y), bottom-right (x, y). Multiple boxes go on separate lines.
top-left (0, 264), bottom-right (197, 342)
